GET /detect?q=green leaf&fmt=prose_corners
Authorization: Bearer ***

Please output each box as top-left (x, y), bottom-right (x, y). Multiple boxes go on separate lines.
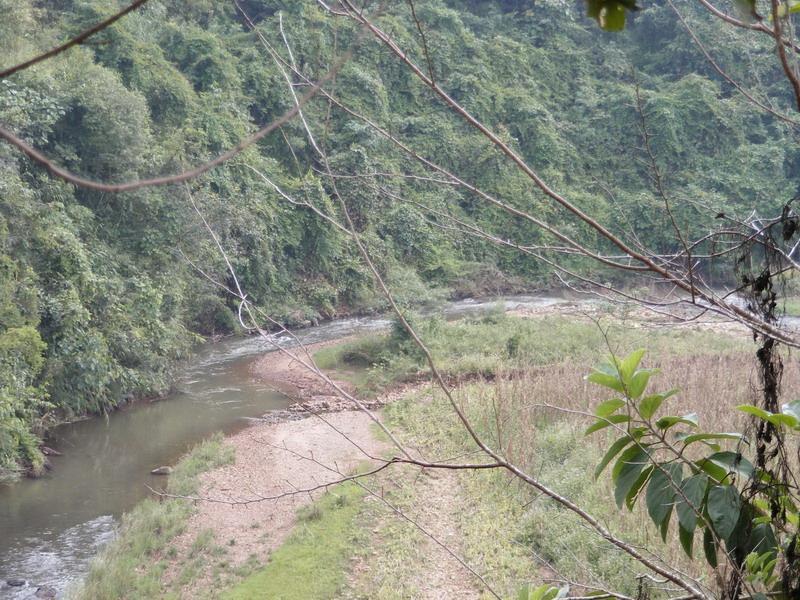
top-left (595, 398), bottom-right (625, 418)
top-left (518, 584), bottom-right (566, 600)
top-left (678, 432), bottom-right (745, 446)
top-left (584, 414), bottom-right (631, 435)
top-left (660, 504), bottom-right (672, 542)
top-left (703, 527), bottom-right (718, 568)
top-left (737, 404), bottom-right (771, 420)
top-left (625, 465), bottom-right (654, 510)
top-left (595, 435), bottom-right (634, 479)
top-left (656, 413), bottom-right (699, 430)
top-left (748, 523), bottom-right (778, 557)
top-left (587, 370), bottom-right (624, 393)
top-left (676, 474), bottom-right (708, 533)
top-left (679, 522), bottom-right (694, 557)
top-left (701, 451), bottom-right (754, 481)
top-left (639, 388), bottom-right (678, 420)
top-left (646, 463), bottom-right (683, 527)
top-left (628, 369), bottom-right (657, 399)
top-left (612, 446), bottom-right (649, 508)
top-left (618, 348), bottom-right (645, 382)
top-left (695, 460), bottom-right (726, 483)
top-left (767, 413), bottom-right (799, 428)
top-left (707, 485), bottom-right (741, 539)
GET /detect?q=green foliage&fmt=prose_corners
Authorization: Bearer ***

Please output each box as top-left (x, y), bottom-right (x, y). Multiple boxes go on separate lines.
top-left (1, 0), bottom-right (798, 473)
top-left (517, 584), bottom-right (569, 600)
top-left (586, 349), bottom-right (796, 594)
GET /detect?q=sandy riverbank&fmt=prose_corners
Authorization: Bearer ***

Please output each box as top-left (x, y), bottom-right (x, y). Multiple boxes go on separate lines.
top-left (161, 339), bottom-right (395, 594)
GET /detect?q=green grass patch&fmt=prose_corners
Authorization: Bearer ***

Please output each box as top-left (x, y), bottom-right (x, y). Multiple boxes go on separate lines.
top-left (223, 482), bottom-right (365, 600)
top-left (314, 313), bottom-right (747, 394)
top-left (73, 434), bottom-right (234, 600)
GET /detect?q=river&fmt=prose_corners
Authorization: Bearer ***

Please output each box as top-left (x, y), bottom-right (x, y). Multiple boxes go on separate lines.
top-left (0, 295), bottom-right (567, 598)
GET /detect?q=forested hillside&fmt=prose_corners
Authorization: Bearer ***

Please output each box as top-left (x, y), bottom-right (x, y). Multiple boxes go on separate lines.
top-left (0, 0), bottom-right (797, 478)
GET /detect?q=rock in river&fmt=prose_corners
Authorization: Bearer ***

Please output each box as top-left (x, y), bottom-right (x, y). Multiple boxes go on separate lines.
top-left (151, 466), bottom-right (173, 475)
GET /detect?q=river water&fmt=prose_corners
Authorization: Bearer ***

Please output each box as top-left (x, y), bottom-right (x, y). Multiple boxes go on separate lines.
top-left (0, 295), bottom-right (565, 598)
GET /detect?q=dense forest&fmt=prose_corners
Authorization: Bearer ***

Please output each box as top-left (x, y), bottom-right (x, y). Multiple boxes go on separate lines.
top-left (1, 0), bottom-right (798, 478)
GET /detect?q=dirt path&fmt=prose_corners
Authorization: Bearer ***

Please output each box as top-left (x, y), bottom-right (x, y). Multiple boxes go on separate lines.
top-left (165, 409), bottom-right (389, 593)
top-left (408, 469), bottom-right (480, 600)
top-left (164, 333), bottom-right (483, 597)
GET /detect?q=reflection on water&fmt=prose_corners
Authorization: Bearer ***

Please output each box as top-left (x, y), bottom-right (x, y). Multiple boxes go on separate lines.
top-left (0, 295), bottom-right (566, 597)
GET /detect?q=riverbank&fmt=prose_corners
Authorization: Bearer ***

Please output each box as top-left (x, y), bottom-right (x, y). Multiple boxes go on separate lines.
top-left (77, 302), bottom-right (796, 598)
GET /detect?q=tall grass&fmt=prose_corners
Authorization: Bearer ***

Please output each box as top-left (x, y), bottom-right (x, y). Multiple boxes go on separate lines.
top-left (315, 312), bottom-right (749, 395)
top-left (381, 331), bottom-right (799, 597)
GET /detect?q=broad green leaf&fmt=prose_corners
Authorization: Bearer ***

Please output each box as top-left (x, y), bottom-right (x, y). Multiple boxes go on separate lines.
top-left (703, 527), bottom-right (718, 568)
top-left (748, 523), bottom-right (778, 558)
top-left (679, 522), bottom-right (694, 557)
top-left (767, 413), bottom-right (799, 428)
top-left (676, 474), bottom-right (708, 533)
top-left (595, 398), bottom-right (625, 418)
top-left (612, 446), bottom-right (649, 508)
top-left (707, 485), bottom-right (741, 539)
top-left (646, 463), bottom-right (682, 527)
top-left (702, 451), bottom-right (754, 481)
top-left (656, 413), bottom-right (699, 430)
top-left (660, 504), bottom-right (672, 542)
top-left (639, 388), bottom-right (678, 420)
top-left (595, 435), bottom-right (634, 479)
top-left (585, 414), bottom-right (630, 435)
top-left (618, 348), bottom-right (645, 382)
top-left (737, 404), bottom-right (772, 420)
top-left (587, 371), bottom-right (624, 393)
top-left (628, 369), bottom-right (657, 399)
top-left (678, 432), bottom-right (745, 446)
top-left (696, 458), bottom-right (728, 483)
top-left (625, 465), bottom-right (654, 510)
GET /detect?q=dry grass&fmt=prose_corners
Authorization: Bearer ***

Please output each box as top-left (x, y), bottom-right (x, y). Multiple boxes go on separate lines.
top-left (383, 346), bottom-right (800, 597)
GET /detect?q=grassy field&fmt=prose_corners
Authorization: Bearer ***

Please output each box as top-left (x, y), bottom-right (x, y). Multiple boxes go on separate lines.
top-left (313, 310), bottom-right (749, 394)
top-left (77, 310), bottom-right (800, 598)
top-left (317, 312), bottom-right (800, 598)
